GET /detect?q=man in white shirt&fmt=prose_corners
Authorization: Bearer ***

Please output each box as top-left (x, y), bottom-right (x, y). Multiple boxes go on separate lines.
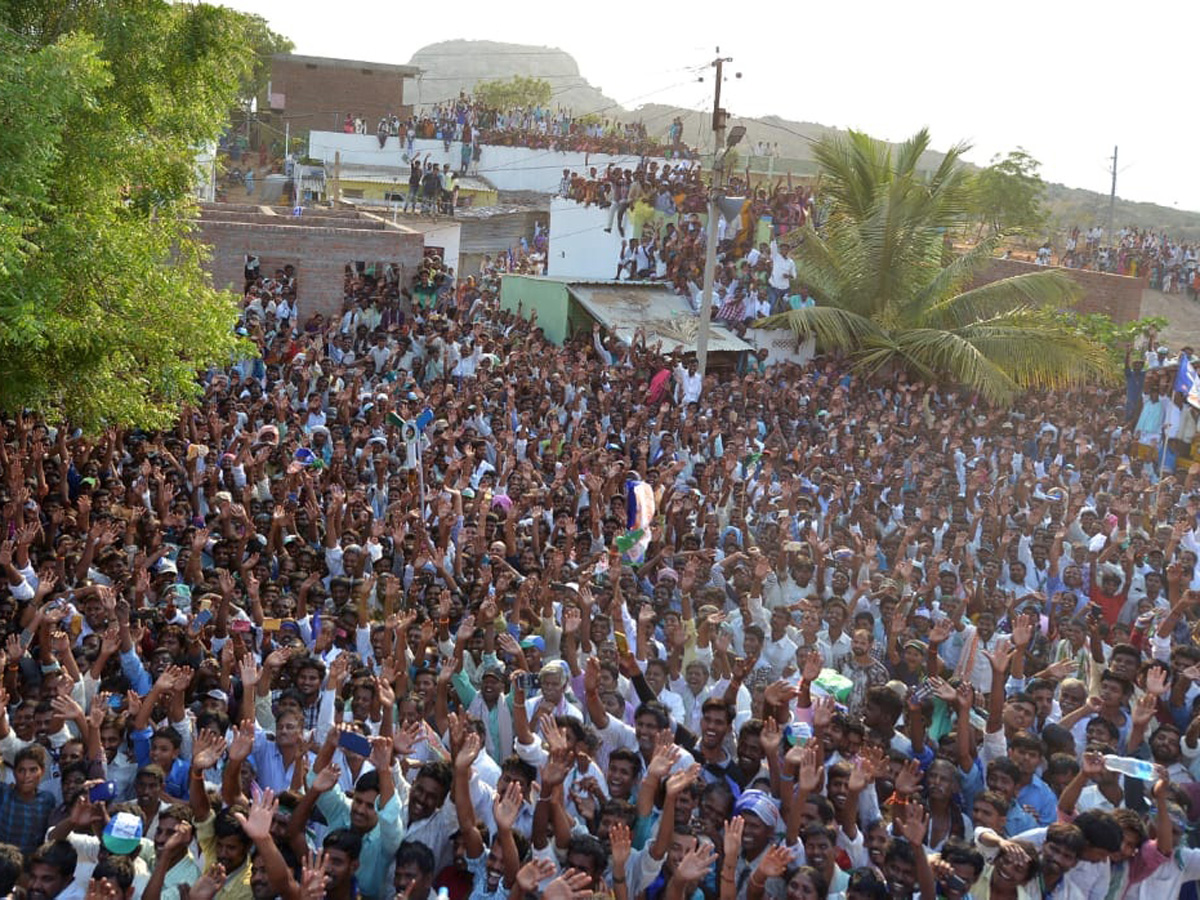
top-left (674, 359), bottom-right (702, 406)
top-left (768, 241), bottom-right (797, 311)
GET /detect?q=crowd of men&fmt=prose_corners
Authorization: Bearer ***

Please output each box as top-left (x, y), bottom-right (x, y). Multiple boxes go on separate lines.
top-left (3, 226), bottom-right (1200, 900)
top-left (558, 162), bottom-right (818, 318)
top-left (1053, 227), bottom-right (1200, 296)
top-left (410, 95), bottom-right (695, 159)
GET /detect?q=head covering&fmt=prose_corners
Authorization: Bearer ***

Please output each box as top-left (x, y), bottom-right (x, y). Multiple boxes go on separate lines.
top-left (519, 635), bottom-right (546, 653)
top-left (734, 789), bottom-right (781, 831)
top-left (206, 689), bottom-right (229, 705)
top-left (480, 659), bottom-right (506, 680)
top-left (103, 812), bottom-right (144, 855)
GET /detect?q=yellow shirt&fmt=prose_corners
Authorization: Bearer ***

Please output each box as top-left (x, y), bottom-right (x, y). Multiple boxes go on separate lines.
top-left (195, 812), bottom-right (253, 900)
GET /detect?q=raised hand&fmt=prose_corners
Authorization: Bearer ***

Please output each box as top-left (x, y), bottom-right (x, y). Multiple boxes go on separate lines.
top-left (455, 731), bottom-right (482, 771)
top-left (665, 763), bottom-right (701, 798)
top-left (228, 719), bottom-right (256, 764)
top-left (238, 655), bottom-right (259, 692)
top-left (233, 788), bottom-right (278, 842)
top-left (723, 815), bottom-right (744, 860)
top-left (760, 717), bottom-right (783, 756)
top-left (299, 851), bottom-right (328, 900)
top-left (312, 762), bottom-right (342, 793)
top-left (191, 729), bottom-right (228, 771)
top-left (754, 844), bottom-right (792, 879)
top-left (1145, 666), bottom-right (1169, 697)
top-left (188, 863), bottom-right (227, 900)
top-left (493, 779), bottom-right (523, 832)
top-left (610, 819), bottom-right (632, 871)
top-left (646, 735), bottom-right (682, 781)
top-left (896, 801), bottom-right (930, 847)
top-left (515, 858), bottom-right (557, 893)
top-left (675, 842), bottom-right (719, 883)
top-left (982, 637), bottom-right (1015, 675)
top-left (893, 759), bottom-right (924, 797)
top-left (812, 695), bottom-right (836, 730)
top-left (1131, 691), bottom-right (1159, 727)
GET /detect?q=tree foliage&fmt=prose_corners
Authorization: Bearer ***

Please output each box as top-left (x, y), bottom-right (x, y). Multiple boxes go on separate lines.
top-left (1053, 313), bottom-right (1169, 360)
top-left (473, 75), bottom-right (553, 110)
top-left (754, 129), bottom-right (1112, 403)
top-left (971, 148), bottom-right (1048, 239)
top-left (0, 0), bottom-right (261, 431)
top-left (240, 13), bottom-right (294, 106)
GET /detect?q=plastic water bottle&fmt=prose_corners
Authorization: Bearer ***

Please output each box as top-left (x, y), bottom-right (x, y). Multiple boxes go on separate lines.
top-left (1102, 754), bottom-right (1157, 781)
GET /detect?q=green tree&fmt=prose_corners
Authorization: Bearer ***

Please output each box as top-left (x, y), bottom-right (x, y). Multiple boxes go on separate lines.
top-left (240, 13), bottom-right (294, 105)
top-left (0, 0), bottom-right (259, 431)
top-left (473, 75), bottom-right (553, 110)
top-left (972, 148), bottom-right (1048, 238)
top-left (754, 129), bottom-right (1111, 403)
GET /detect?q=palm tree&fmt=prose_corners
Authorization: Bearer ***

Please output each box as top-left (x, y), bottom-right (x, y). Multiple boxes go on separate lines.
top-left (754, 128), bottom-right (1111, 403)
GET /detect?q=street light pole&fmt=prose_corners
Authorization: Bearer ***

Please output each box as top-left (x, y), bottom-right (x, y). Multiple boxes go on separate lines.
top-left (695, 51), bottom-right (731, 381)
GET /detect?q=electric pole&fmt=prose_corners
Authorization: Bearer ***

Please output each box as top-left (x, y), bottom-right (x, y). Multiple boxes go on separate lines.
top-left (696, 50), bottom-right (732, 381)
top-left (1107, 145), bottom-right (1117, 245)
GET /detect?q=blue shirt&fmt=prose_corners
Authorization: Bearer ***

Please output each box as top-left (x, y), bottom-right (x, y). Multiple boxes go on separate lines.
top-left (1016, 774), bottom-right (1059, 826)
top-left (131, 729), bottom-right (191, 800)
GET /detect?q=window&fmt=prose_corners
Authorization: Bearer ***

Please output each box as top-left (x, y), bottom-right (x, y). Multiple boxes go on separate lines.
top-left (384, 192), bottom-right (405, 202)
top-left (305, 63), bottom-right (318, 70)
top-left (342, 188), bottom-right (363, 199)
top-left (360, 68), bottom-right (373, 75)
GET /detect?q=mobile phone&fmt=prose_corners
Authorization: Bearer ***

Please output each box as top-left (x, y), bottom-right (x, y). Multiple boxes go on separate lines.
top-left (107, 695), bottom-right (125, 711)
top-left (515, 672), bottom-right (540, 693)
top-left (189, 609), bottom-right (213, 634)
top-left (911, 679), bottom-right (934, 703)
top-left (231, 619), bottom-right (252, 634)
top-left (614, 631), bottom-right (629, 655)
top-left (942, 874), bottom-right (968, 893)
top-left (89, 781), bottom-right (116, 802)
top-left (262, 618), bottom-right (282, 632)
top-left (338, 731), bottom-right (372, 757)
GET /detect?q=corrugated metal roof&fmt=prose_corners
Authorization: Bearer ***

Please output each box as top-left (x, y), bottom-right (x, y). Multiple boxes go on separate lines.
top-left (567, 283), bottom-right (751, 355)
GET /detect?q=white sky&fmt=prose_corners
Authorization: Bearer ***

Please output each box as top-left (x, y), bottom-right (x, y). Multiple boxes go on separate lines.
top-left (226, 0), bottom-right (1200, 216)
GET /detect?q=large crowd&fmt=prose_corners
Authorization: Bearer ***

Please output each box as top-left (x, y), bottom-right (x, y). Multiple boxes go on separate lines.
top-left (1052, 226), bottom-right (1200, 296)
top-left (559, 163), bottom-right (818, 316)
top-left (3, 220), bottom-right (1200, 900)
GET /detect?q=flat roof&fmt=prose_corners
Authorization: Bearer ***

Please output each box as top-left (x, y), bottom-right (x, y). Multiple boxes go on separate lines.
top-left (567, 283), bottom-right (752, 355)
top-left (272, 53), bottom-right (420, 77)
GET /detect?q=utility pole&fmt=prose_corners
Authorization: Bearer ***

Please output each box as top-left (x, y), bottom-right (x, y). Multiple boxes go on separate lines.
top-left (1107, 145), bottom-right (1117, 246)
top-left (696, 50), bottom-right (732, 381)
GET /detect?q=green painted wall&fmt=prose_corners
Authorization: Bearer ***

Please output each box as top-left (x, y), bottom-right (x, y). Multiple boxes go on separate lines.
top-left (498, 276), bottom-right (571, 344)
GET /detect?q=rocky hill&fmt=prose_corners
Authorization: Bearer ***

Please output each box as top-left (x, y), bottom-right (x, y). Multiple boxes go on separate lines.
top-left (407, 40), bottom-right (617, 114)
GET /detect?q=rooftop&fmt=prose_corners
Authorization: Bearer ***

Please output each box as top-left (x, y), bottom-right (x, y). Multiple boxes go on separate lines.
top-left (272, 53), bottom-right (421, 77)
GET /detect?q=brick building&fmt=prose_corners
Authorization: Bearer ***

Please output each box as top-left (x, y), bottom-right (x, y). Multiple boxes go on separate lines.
top-left (193, 202), bottom-right (424, 321)
top-left (973, 257), bottom-right (1145, 323)
top-left (265, 54), bottom-right (420, 137)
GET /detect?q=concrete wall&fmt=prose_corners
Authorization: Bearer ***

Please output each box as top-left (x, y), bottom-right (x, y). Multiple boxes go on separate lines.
top-left (499, 276), bottom-right (571, 344)
top-left (546, 198), bottom-right (626, 279)
top-left (309, 132), bottom-right (678, 194)
top-left (974, 258), bottom-right (1146, 323)
top-left (194, 213), bottom-right (424, 322)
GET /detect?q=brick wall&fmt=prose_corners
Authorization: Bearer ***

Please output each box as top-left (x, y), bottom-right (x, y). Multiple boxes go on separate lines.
top-left (268, 56), bottom-right (415, 135)
top-left (975, 258), bottom-right (1145, 323)
top-left (193, 214), bottom-right (424, 322)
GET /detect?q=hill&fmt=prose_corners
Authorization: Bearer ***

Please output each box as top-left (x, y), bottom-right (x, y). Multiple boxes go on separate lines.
top-left (407, 40), bottom-right (617, 115)
top-left (407, 40), bottom-right (1200, 238)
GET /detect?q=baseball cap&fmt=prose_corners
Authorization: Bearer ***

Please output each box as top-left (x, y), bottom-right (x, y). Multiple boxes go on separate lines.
top-left (103, 811), bottom-right (144, 855)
